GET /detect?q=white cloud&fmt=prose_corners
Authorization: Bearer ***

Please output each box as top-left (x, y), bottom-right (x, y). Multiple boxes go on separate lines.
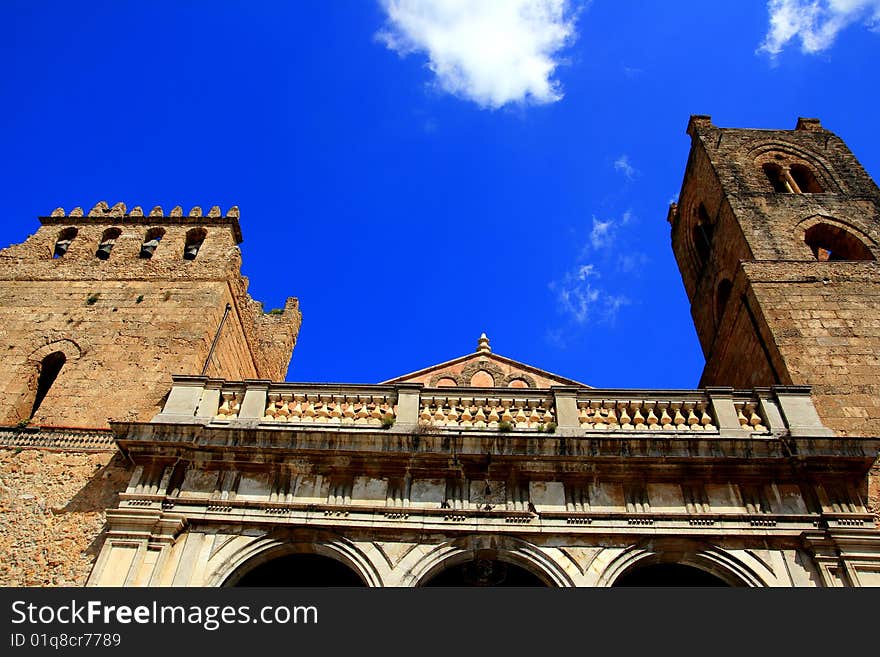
top-left (587, 211), bottom-right (631, 250)
top-left (614, 154), bottom-right (636, 180)
top-left (589, 218), bottom-right (614, 249)
top-left (549, 264), bottom-right (629, 325)
top-left (759, 0), bottom-right (880, 55)
top-left (376, 0), bottom-right (579, 109)
top-left (617, 252), bottom-right (648, 274)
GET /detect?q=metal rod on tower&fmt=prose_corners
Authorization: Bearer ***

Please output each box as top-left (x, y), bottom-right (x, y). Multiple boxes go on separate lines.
top-left (201, 303), bottom-right (232, 376)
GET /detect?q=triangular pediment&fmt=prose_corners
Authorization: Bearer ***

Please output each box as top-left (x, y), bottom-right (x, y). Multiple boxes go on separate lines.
top-left (382, 334), bottom-right (589, 389)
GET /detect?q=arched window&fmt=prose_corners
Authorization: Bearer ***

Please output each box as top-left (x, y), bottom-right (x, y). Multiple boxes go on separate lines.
top-left (804, 224), bottom-right (873, 261)
top-left (183, 228), bottom-right (207, 260)
top-left (31, 351), bottom-right (66, 417)
top-left (95, 227), bottom-right (122, 260)
top-left (53, 227), bottom-right (78, 258)
top-left (762, 163), bottom-right (790, 192)
top-left (760, 158), bottom-right (824, 194)
top-left (790, 164), bottom-right (823, 193)
top-left (139, 227), bottom-right (166, 259)
top-left (716, 278), bottom-right (733, 325)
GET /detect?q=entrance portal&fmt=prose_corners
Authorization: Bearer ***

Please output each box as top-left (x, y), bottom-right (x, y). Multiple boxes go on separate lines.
top-left (423, 558), bottom-right (547, 587)
top-left (232, 553), bottom-right (365, 586)
top-left (612, 563), bottom-right (730, 587)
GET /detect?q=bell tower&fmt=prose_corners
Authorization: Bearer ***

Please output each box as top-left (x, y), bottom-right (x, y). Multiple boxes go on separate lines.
top-left (0, 202), bottom-right (302, 429)
top-left (669, 116), bottom-right (880, 438)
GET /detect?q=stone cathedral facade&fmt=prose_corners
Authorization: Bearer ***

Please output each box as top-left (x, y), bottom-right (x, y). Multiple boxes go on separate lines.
top-left (0, 116), bottom-right (878, 587)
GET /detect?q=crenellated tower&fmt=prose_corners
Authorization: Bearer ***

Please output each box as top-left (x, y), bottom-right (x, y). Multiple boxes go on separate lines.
top-left (0, 201), bottom-right (301, 429)
top-left (669, 116), bottom-right (880, 438)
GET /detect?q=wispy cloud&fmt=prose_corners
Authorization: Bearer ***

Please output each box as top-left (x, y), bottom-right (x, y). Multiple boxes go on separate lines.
top-left (549, 264), bottom-right (629, 325)
top-left (758, 0), bottom-right (880, 56)
top-left (375, 0), bottom-right (580, 109)
top-left (590, 218), bottom-right (614, 249)
top-left (613, 154), bottom-right (637, 180)
top-left (586, 211), bottom-right (631, 250)
top-left (617, 252), bottom-right (649, 274)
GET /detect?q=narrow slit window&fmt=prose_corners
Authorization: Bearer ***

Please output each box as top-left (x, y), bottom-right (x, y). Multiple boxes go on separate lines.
top-left (139, 227), bottom-right (166, 259)
top-left (95, 227), bottom-right (122, 260)
top-left (716, 279), bottom-right (733, 325)
top-left (693, 203), bottom-right (714, 268)
top-left (183, 228), bottom-right (207, 260)
top-left (53, 227), bottom-right (78, 258)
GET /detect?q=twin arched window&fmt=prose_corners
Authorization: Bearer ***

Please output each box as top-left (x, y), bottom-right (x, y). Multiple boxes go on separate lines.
top-left (761, 158), bottom-right (823, 194)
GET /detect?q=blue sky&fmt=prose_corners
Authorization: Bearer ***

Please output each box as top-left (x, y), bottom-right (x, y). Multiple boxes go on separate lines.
top-left (2, 1), bottom-right (879, 388)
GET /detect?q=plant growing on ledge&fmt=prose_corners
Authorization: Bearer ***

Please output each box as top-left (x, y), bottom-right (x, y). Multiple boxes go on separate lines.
top-left (86, 293), bottom-right (100, 305)
top-left (267, 308), bottom-right (284, 315)
top-left (381, 416), bottom-right (395, 430)
top-left (544, 422), bottom-right (557, 434)
top-left (14, 418), bottom-right (31, 430)
top-left (497, 420), bottom-right (513, 432)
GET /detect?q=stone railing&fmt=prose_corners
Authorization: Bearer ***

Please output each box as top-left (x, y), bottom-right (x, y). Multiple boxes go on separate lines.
top-left (262, 390), bottom-right (396, 426)
top-left (150, 377), bottom-right (834, 439)
top-left (418, 390), bottom-right (555, 430)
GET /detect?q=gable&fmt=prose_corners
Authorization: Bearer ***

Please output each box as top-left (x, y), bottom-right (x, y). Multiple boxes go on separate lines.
top-left (382, 334), bottom-right (588, 389)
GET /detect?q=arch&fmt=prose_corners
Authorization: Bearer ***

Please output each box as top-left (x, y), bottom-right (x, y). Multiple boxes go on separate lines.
top-left (27, 338), bottom-right (82, 365)
top-left (406, 534), bottom-right (573, 588)
top-left (210, 531), bottom-right (382, 587)
top-left (29, 351), bottom-right (65, 418)
top-left (139, 227), bottom-right (166, 259)
top-left (470, 369), bottom-right (494, 387)
top-left (790, 163), bottom-right (823, 193)
top-left (183, 227), bottom-right (207, 260)
top-left (716, 278), bottom-right (733, 326)
top-left (233, 553), bottom-right (365, 586)
top-left (501, 372), bottom-right (537, 388)
top-left (612, 562), bottom-right (729, 587)
top-left (53, 227), bottom-right (78, 258)
top-left (95, 227), bottom-right (122, 260)
top-left (762, 162), bottom-right (790, 192)
top-left (595, 539), bottom-right (767, 588)
top-left (690, 201), bottom-right (714, 271)
top-left (804, 223), bottom-right (874, 261)
top-left (423, 558), bottom-right (546, 586)
top-left (750, 141), bottom-right (839, 194)
top-left (11, 339), bottom-right (83, 421)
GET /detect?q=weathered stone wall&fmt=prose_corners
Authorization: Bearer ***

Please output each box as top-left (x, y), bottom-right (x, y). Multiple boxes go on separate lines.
top-left (0, 205), bottom-right (301, 429)
top-left (0, 446), bottom-right (130, 586)
top-left (673, 118), bottom-right (880, 519)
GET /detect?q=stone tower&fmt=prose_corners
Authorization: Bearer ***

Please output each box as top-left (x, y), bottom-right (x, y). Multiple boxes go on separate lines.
top-left (0, 202), bottom-right (301, 429)
top-left (669, 116), bottom-right (880, 439)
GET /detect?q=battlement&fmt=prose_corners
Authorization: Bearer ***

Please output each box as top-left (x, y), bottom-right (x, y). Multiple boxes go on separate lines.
top-left (41, 201), bottom-right (243, 244)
